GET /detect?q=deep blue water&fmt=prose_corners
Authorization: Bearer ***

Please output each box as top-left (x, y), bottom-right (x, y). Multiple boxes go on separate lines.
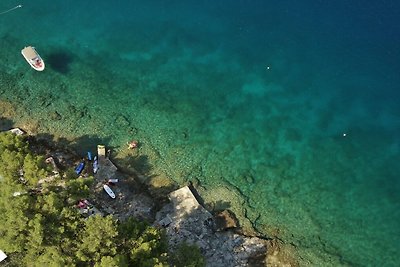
top-left (1, 0), bottom-right (400, 265)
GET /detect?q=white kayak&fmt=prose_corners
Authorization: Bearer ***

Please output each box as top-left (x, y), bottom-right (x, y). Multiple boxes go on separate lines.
top-left (93, 156), bottom-right (99, 173)
top-left (103, 184), bottom-right (115, 199)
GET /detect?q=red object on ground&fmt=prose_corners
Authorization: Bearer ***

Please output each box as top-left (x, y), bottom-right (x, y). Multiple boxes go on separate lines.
top-left (77, 200), bottom-right (87, 209)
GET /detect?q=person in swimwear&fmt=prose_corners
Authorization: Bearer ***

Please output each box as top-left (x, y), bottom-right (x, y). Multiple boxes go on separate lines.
top-left (128, 140), bottom-right (138, 149)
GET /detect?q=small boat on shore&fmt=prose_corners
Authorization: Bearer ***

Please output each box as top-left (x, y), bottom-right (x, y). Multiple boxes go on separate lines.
top-left (75, 162), bottom-right (85, 175)
top-left (0, 249), bottom-right (7, 263)
top-left (93, 156), bottom-right (99, 173)
top-left (103, 184), bottom-right (115, 199)
top-left (21, 46), bottom-right (45, 71)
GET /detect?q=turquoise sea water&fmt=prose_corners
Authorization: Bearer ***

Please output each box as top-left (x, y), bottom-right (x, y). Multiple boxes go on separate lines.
top-left (1, 0), bottom-right (399, 265)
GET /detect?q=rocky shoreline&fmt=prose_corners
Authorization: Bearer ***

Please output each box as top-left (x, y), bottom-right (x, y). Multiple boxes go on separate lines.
top-left (1, 122), bottom-right (299, 266)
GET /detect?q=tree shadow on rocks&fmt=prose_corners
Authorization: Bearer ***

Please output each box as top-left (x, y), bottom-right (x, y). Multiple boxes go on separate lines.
top-left (212, 200), bottom-right (231, 211)
top-left (131, 155), bottom-right (152, 175)
top-left (188, 181), bottom-right (207, 206)
top-left (72, 134), bottom-right (112, 156)
top-left (46, 51), bottom-right (74, 74)
top-left (32, 133), bottom-right (112, 159)
top-left (30, 133), bottom-right (74, 156)
top-left (187, 181), bottom-right (231, 213)
top-left (116, 153), bottom-right (178, 204)
top-left (115, 154), bottom-right (153, 177)
top-left (0, 117), bottom-right (14, 131)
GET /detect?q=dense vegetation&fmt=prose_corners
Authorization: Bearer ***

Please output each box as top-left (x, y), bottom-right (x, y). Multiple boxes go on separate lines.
top-left (0, 132), bottom-right (205, 267)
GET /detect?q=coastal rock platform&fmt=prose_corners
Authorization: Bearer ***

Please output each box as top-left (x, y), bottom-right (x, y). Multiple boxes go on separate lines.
top-left (155, 186), bottom-right (269, 266)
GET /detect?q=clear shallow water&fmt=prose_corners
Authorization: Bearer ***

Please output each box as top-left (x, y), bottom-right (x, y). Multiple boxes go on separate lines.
top-left (1, 0), bottom-right (400, 265)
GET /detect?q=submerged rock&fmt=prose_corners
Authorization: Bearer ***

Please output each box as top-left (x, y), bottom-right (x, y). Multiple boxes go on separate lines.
top-left (50, 111), bottom-right (62, 120)
top-left (115, 114), bottom-right (130, 127)
top-left (214, 209), bottom-right (239, 231)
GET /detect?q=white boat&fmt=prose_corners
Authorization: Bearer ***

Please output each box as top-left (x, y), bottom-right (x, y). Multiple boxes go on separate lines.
top-left (21, 46), bottom-right (45, 71)
top-left (93, 156), bottom-right (99, 173)
top-left (103, 184), bottom-right (115, 199)
top-left (0, 250), bottom-right (7, 262)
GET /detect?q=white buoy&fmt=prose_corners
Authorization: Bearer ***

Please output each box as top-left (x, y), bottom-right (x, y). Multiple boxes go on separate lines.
top-left (266, 66), bottom-right (270, 70)
top-left (343, 133), bottom-right (347, 137)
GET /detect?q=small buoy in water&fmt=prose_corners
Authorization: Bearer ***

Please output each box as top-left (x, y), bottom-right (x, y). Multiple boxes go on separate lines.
top-left (266, 66), bottom-right (270, 70)
top-left (343, 133), bottom-right (347, 137)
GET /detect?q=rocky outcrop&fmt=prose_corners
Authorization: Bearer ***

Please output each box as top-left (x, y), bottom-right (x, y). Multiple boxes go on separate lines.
top-left (214, 209), bottom-right (239, 231)
top-left (155, 186), bottom-right (268, 266)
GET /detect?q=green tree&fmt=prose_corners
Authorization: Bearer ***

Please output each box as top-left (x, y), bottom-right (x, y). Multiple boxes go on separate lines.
top-left (34, 246), bottom-right (67, 267)
top-left (95, 255), bottom-right (130, 267)
top-left (38, 191), bottom-right (64, 214)
top-left (27, 214), bottom-right (45, 250)
top-left (35, 192), bottom-right (67, 246)
top-left (0, 185), bottom-right (30, 254)
top-left (0, 132), bottom-right (28, 153)
top-left (0, 132), bottom-right (27, 181)
top-left (66, 176), bottom-right (94, 201)
top-left (127, 226), bottom-right (168, 266)
top-left (172, 242), bottom-right (206, 267)
top-left (118, 217), bottom-right (148, 241)
top-left (64, 168), bottom-right (78, 180)
top-left (118, 217), bottom-right (170, 266)
top-left (76, 215), bottom-right (118, 263)
top-left (23, 153), bottom-right (48, 186)
top-left (58, 206), bottom-right (84, 259)
top-left (0, 149), bottom-right (24, 181)
top-left (0, 205), bottom-right (30, 253)
top-left (23, 214), bottom-right (46, 265)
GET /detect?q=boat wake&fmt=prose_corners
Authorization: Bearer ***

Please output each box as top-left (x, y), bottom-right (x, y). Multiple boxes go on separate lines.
top-left (0, 4), bottom-right (22, 16)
